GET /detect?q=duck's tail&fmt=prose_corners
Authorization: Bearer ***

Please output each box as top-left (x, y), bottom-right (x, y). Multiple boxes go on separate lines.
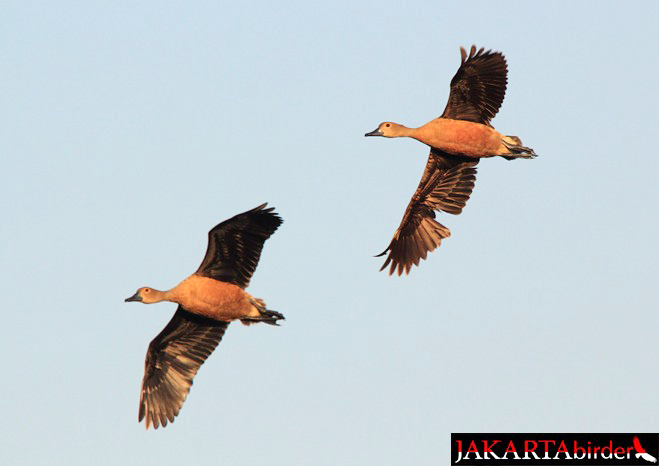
top-left (241, 298), bottom-right (285, 326)
top-left (501, 135), bottom-right (537, 160)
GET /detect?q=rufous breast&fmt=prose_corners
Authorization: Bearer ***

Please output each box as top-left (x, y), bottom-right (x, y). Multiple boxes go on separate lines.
top-left (170, 275), bottom-right (255, 321)
top-left (413, 119), bottom-right (504, 157)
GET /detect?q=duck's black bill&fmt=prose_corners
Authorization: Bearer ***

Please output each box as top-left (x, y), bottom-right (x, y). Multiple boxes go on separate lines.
top-left (125, 292), bottom-right (142, 303)
top-left (364, 128), bottom-right (383, 137)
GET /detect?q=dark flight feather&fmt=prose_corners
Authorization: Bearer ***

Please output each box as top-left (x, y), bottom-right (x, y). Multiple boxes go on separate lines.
top-left (139, 306), bottom-right (229, 429)
top-left (440, 45), bottom-right (507, 126)
top-left (196, 203), bottom-right (282, 289)
top-left (378, 150), bottom-right (478, 275)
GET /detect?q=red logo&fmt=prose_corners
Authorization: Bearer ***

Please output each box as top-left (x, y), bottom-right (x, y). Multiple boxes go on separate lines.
top-left (451, 433), bottom-right (659, 465)
top-left (634, 437), bottom-right (658, 463)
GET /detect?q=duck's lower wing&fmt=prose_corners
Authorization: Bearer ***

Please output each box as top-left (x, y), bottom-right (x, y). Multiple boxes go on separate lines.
top-left (377, 150), bottom-right (478, 275)
top-left (139, 306), bottom-right (229, 429)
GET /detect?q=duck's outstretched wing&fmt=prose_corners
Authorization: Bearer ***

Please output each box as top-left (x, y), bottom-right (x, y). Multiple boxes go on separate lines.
top-left (377, 150), bottom-right (478, 275)
top-left (440, 45), bottom-right (508, 126)
top-left (195, 203), bottom-right (282, 288)
top-left (139, 306), bottom-right (229, 430)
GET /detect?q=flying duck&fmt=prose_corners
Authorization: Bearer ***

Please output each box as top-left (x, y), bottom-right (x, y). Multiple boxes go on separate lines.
top-left (365, 45), bottom-right (536, 275)
top-left (125, 203), bottom-right (283, 429)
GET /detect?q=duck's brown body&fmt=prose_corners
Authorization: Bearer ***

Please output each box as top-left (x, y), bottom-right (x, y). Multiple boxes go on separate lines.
top-left (164, 275), bottom-right (261, 321)
top-left (365, 46), bottom-right (536, 275)
top-left (126, 204), bottom-right (284, 429)
top-left (412, 118), bottom-right (508, 157)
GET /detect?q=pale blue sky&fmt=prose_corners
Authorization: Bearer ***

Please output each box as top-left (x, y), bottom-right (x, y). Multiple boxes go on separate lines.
top-left (1, 1), bottom-right (658, 465)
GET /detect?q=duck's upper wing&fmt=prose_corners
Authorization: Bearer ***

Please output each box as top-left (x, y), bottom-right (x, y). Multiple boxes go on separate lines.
top-left (139, 306), bottom-right (229, 429)
top-left (440, 45), bottom-right (507, 126)
top-left (195, 203), bottom-right (282, 288)
top-left (377, 150), bottom-right (478, 275)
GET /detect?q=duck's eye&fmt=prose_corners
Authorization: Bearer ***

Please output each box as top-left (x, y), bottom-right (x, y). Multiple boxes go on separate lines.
top-left (143, 288), bottom-right (150, 293)
top-left (385, 123), bottom-right (390, 127)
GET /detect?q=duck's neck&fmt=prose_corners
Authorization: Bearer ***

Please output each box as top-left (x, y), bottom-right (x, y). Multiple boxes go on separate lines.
top-left (392, 124), bottom-right (416, 138)
top-left (161, 288), bottom-right (180, 303)
top-left (149, 288), bottom-right (176, 304)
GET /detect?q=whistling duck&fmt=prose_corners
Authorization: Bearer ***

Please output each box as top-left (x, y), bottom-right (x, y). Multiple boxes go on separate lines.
top-left (125, 203), bottom-right (283, 429)
top-left (365, 45), bottom-right (536, 275)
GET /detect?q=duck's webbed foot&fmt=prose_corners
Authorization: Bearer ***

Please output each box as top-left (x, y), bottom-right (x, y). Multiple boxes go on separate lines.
top-left (241, 299), bottom-right (286, 326)
top-left (502, 138), bottom-right (537, 160)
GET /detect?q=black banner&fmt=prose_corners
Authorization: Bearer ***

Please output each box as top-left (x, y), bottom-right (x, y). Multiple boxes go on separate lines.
top-left (451, 433), bottom-right (659, 465)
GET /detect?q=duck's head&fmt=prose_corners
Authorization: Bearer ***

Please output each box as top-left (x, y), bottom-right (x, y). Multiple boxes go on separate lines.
top-left (364, 122), bottom-right (408, 138)
top-left (125, 287), bottom-right (161, 304)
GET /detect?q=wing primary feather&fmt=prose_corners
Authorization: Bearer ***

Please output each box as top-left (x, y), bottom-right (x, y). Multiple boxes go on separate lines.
top-left (196, 203), bottom-right (283, 288)
top-left (139, 307), bottom-right (229, 429)
top-left (378, 151), bottom-right (478, 275)
top-left (440, 45), bottom-right (508, 125)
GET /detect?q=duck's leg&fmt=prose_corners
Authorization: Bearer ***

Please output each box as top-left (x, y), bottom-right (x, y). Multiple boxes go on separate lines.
top-left (500, 136), bottom-right (537, 160)
top-left (240, 298), bottom-right (285, 326)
